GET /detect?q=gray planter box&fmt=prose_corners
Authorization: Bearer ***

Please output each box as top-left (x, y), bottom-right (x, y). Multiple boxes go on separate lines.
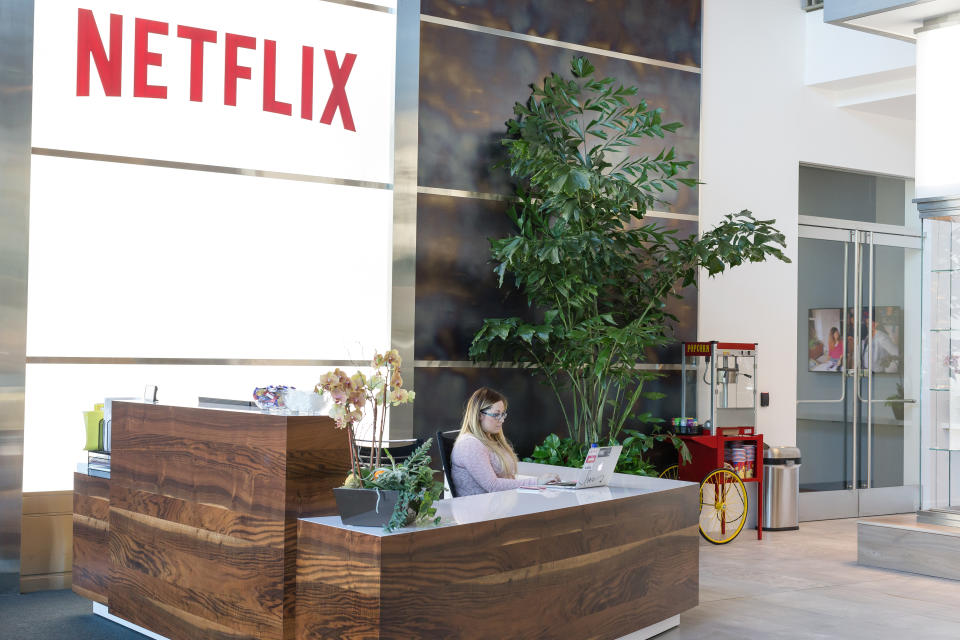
top-left (333, 488), bottom-right (400, 527)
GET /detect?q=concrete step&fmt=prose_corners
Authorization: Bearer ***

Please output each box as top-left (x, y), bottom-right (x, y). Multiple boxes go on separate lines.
top-left (859, 515), bottom-right (960, 581)
top-left (917, 508), bottom-right (960, 528)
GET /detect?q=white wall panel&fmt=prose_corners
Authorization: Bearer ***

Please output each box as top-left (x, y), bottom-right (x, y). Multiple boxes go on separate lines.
top-left (27, 155), bottom-right (392, 359)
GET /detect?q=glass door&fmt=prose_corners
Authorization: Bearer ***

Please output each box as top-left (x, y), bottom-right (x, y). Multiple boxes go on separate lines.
top-left (797, 224), bottom-right (921, 519)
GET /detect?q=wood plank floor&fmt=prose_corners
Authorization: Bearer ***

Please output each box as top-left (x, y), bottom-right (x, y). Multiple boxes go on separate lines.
top-left (660, 516), bottom-right (960, 640)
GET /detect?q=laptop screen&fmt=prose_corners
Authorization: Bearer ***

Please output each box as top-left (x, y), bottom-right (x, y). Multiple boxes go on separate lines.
top-left (579, 445), bottom-right (622, 486)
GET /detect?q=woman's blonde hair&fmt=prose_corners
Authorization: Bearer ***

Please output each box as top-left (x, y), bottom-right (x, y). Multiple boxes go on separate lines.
top-left (458, 387), bottom-right (519, 477)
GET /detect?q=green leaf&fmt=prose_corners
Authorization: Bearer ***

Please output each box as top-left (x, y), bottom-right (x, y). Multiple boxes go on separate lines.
top-left (566, 170), bottom-right (588, 192)
top-left (548, 170), bottom-right (569, 194)
top-left (570, 56), bottom-right (595, 78)
top-left (518, 325), bottom-right (535, 343)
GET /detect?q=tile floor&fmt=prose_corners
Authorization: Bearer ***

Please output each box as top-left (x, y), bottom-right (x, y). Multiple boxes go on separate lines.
top-left (660, 515), bottom-right (960, 639)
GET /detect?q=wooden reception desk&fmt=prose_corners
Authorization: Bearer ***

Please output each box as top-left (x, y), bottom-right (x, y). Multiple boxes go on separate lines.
top-left (75, 407), bottom-right (698, 640)
top-left (72, 401), bottom-right (351, 640)
top-left (296, 462), bottom-right (700, 640)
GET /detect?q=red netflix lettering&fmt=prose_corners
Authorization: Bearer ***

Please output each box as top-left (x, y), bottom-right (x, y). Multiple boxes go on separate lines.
top-left (134, 18), bottom-right (168, 99)
top-left (320, 50), bottom-right (356, 132)
top-left (301, 46), bottom-right (314, 121)
top-left (263, 40), bottom-right (292, 116)
top-left (76, 9), bottom-right (122, 97)
top-left (75, 12), bottom-right (360, 132)
top-left (177, 25), bottom-right (217, 102)
top-left (224, 33), bottom-right (256, 107)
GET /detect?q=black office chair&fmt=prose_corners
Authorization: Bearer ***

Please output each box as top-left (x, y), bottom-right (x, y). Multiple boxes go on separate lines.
top-left (436, 430), bottom-right (459, 498)
top-left (356, 438), bottom-right (423, 466)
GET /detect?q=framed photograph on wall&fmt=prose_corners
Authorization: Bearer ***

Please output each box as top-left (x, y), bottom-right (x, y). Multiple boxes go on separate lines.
top-left (808, 306), bottom-right (902, 374)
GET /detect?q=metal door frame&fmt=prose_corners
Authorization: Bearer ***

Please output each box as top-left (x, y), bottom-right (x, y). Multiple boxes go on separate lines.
top-left (797, 221), bottom-right (921, 520)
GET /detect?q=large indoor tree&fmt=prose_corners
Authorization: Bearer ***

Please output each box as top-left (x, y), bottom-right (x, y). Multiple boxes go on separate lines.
top-left (470, 57), bottom-right (790, 457)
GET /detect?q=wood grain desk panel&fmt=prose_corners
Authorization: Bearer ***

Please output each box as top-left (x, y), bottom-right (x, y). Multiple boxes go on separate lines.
top-left (296, 483), bottom-right (699, 640)
top-left (98, 402), bottom-right (351, 640)
top-left (72, 472), bottom-right (110, 605)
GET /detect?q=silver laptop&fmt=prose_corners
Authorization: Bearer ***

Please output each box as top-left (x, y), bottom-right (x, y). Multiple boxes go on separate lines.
top-left (540, 445), bottom-right (622, 489)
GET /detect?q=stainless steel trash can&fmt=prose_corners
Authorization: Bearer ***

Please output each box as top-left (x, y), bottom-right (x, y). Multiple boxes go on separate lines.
top-left (762, 445), bottom-right (801, 531)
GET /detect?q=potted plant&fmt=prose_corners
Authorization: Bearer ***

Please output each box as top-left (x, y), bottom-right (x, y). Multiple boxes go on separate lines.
top-left (316, 350), bottom-right (442, 531)
top-left (471, 57), bottom-right (790, 471)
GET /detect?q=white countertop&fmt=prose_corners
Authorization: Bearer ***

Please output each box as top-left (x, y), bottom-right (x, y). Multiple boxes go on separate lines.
top-left (301, 461), bottom-right (696, 538)
top-left (110, 399), bottom-right (276, 414)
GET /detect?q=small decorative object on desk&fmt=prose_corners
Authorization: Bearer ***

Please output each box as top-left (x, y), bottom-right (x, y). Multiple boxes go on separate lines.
top-left (253, 385), bottom-right (292, 410)
top-left (317, 349), bottom-right (441, 531)
top-left (282, 388), bottom-right (330, 414)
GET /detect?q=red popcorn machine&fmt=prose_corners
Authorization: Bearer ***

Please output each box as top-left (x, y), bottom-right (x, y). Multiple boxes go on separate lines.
top-left (669, 341), bottom-right (764, 543)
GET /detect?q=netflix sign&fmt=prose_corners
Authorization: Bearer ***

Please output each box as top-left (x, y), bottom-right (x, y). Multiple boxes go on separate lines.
top-left (33, 1), bottom-right (397, 183)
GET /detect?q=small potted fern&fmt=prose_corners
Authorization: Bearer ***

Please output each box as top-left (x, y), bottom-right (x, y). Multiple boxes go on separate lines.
top-left (316, 350), bottom-right (442, 531)
top-left (341, 441), bottom-right (441, 531)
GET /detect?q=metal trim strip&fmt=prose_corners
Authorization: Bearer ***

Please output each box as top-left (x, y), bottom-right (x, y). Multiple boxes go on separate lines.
top-left (416, 185), bottom-right (510, 201)
top-left (389, 0), bottom-right (421, 439)
top-left (412, 360), bottom-right (683, 371)
top-left (415, 186), bottom-right (697, 220)
top-left (419, 15), bottom-right (701, 74)
top-left (31, 148), bottom-right (394, 191)
top-left (322, 0), bottom-right (395, 13)
top-left (25, 357), bottom-right (361, 367)
top-left (0, 0), bottom-right (32, 595)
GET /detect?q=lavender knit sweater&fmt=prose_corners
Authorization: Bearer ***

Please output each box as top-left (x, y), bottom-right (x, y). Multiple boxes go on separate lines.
top-left (451, 433), bottom-right (536, 496)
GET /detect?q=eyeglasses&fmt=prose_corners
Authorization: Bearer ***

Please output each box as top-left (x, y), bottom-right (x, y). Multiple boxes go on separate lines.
top-left (480, 409), bottom-right (508, 421)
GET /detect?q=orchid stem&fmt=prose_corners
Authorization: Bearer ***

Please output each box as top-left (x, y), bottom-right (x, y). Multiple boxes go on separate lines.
top-left (345, 423), bottom-right (360, 478)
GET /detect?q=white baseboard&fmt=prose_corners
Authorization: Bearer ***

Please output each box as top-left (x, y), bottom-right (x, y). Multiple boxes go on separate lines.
top-left (93, 603), bottom-right (169, 640)
top-left (617, 615), bottom-right (681, 640)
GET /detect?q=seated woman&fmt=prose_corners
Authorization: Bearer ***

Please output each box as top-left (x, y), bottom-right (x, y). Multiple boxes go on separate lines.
top-left (451, 387), bottom-right (558, 496)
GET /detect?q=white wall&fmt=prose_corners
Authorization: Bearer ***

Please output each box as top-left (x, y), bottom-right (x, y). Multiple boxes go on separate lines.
top-left (804, 10), bottom-right (914, 86)
top-left (699, 0), bottom-right (915, 447)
